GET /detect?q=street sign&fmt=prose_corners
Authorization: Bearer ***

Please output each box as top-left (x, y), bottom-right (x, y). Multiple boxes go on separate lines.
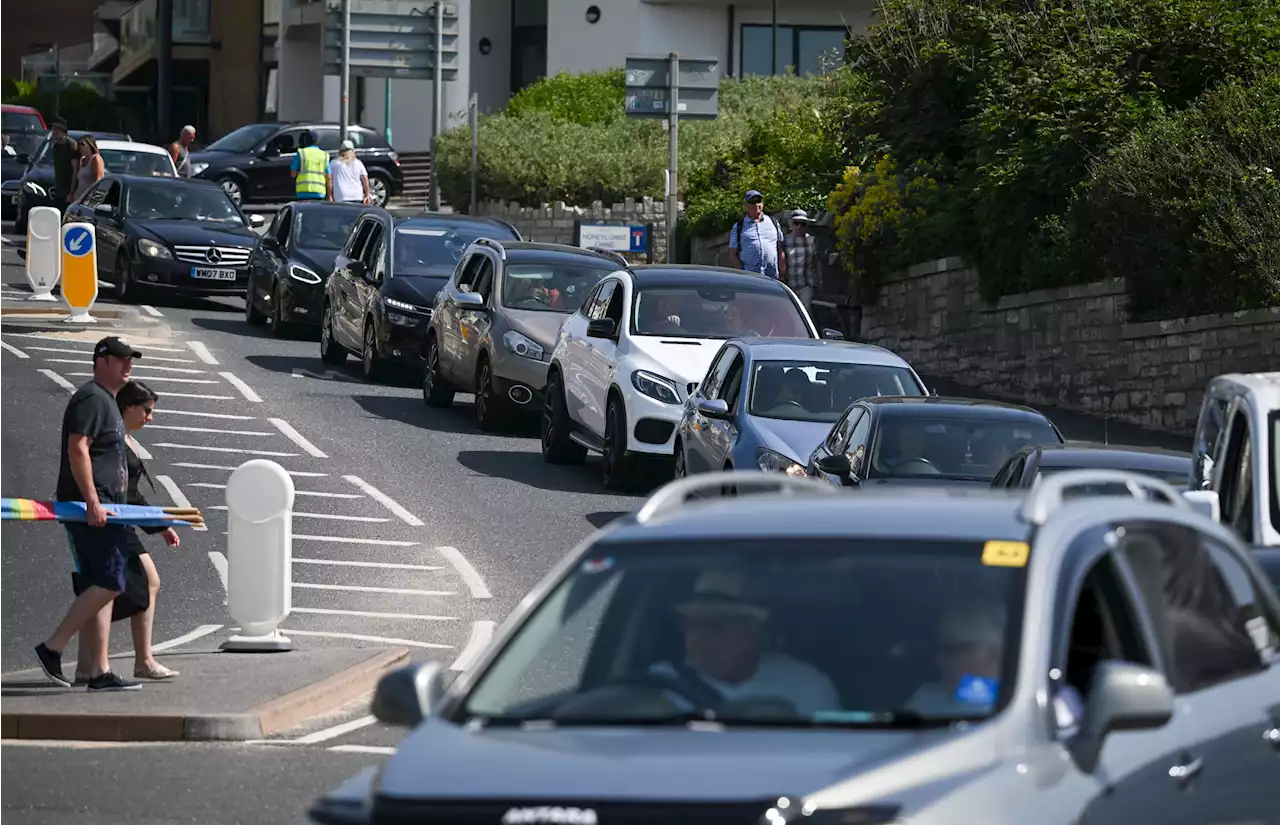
top-left (222, 459), bottom-right (296, 652)
top-left (625, 87), bottom-right (719, 120)
top-left (24, 206), bottom-right (61, 301)
top-left (321, 1), bottom-right (459, 80)
top-left (60, 222), bottom-right (97, 323)
top-left (628, 225), bottom-right (649, 254)
top-left (579, 224), bottom-right (630, 251)
top-left (624, 57), bottom-right (720, 90)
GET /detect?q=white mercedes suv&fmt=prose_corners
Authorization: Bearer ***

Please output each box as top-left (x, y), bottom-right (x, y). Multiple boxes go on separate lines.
top-left (540, 264), bottom-right (834, 490)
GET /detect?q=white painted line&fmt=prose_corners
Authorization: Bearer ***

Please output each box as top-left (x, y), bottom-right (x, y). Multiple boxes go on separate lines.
top-left (292, 606), bottom-right (456, 621)
top-left (293, 558), bottom-right (444, 571)
top-left (342, 476), bottom-right (424, 526)
top-left (146, 424), bottom-right (272, 437)
top-left (151, 623), bottom-right (221, 653)
top-left (155, 474), bottom-right (207, 531)
top-left (38, 368), bottom-right (77, 393)
top-left (294, 715), bottom-right (377, 745)
top-left (140, 304), bottom-right (163, 317)
top-left (45, 359), bottom-right (211, 375)
top-left (208, 550), bottom-right (228, 593)
top-left (188, 483), bottom-right (361, 500)
top-left (127, 435), bottom-right (152, 460)
top-left (206, 505), bottom-right (389, 523)
top-left (97, 279), bottom-right (111, 288)
top-left (146, 391), bottom-right (236, 400)
top-left (187, 340), bottom-right (219, 365)
top-left (10, 334), bottom-right (187, 352)
top-left (66, 372), bottom-right (219, 384)
top-left (450, 620), bottom-right (497, 672)
top-left (269, 418), bottom-right (327, 458)
top-left (155, 409), bottom-right (256, 419)
top-left (220, 372), bottom-right (262, 402)
top-left (154, 443), bottom-right (300, 457)
top-left (293, 582), bottom-right (455, 597)
top-left (24, 345), bottom-right (196, 362)
top-left (172, 462), bottom-right (327, 478)
top-left (435, 545), bottom-right (491, 600)
top-left (294, 534), bottom-right (420, 547)
top-left (280, 629), bottom-right (452, 650)
top-left (328, 745), bottom-right (398, 755)
top-left (1, 340), bottom-right (29, 358)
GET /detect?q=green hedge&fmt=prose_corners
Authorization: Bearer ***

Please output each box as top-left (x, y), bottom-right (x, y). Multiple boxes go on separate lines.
top-left (1, 81), bottom-right (129, 134)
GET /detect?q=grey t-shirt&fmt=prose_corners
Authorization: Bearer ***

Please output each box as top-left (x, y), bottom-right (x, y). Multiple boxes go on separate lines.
top-left (55, 380), bottom-right (126, 505)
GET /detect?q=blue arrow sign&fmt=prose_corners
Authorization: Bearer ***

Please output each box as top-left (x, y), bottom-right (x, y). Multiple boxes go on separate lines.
top-left (63, 226), bottom-right (92, 257)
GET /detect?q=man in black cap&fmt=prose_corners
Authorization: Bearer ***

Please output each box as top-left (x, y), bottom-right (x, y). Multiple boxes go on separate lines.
top-left (34, 336), bottom-right (144, 692)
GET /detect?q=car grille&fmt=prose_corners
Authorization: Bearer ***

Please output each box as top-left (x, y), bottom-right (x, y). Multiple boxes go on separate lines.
top-left (172, 244), bottom-right (252, 267)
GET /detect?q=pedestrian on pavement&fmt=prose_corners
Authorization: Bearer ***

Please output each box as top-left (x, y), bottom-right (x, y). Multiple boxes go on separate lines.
top-left (35, 336), bottom-right (144, 692)
top-left (72, 380), bottom-right (180, 684)
top-left (331, 139), bottom-right (372, 204)
top-left (170, 125), bottom-right (196, 178)
top-left (728, 189), bottom-right (787, 280)
top-left (70, 135), bottom-right (104, 203)
top-left (784, 209), bottom-right (820, 313)
top-left (47, 117), bottom-right (80, 207)
top-left (291, 129), bottom-right (332, 201)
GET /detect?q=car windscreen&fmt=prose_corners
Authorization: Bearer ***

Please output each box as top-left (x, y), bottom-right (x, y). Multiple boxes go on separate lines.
top-left (4, 131), bottom-right (43, 157)
top-left (749, 361), bottom-right (925, 423)
top-left (100, 149), bottom-right (174, 177)
top-left (502, 262), bottom-right (614, 313)
top-left (391, 223), bottom-right (517, 277)
top-left (204, 123), bottom-right (279, 154)
top-left (631, 284), bottom-right (810, 339)
top-left (460, 538), bottom-right (1026, 727)
top-left (125, 182), bottom-right (244, 224)
top-left (870, 415), bottom-right (1062, 482)
top-left (295, 209), bottom-right (361, 250)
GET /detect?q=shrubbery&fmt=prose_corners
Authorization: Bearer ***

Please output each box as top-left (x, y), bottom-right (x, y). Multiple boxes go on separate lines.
top-left (1, 80), bottom-right (127, 133)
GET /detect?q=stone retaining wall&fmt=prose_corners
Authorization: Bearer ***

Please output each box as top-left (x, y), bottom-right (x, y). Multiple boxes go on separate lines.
top-left (472, 199), bottom-right (676, 264)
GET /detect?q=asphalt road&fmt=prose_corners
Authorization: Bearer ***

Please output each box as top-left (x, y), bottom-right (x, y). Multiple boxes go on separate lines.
top-left (0, 220), bottom-right (1192, 822)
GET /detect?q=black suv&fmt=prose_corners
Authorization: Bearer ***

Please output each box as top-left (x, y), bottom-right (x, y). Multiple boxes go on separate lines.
top-left (9, 129), bottom-right (130, 231)
top-left (189, 122), bottom-right (404, 208)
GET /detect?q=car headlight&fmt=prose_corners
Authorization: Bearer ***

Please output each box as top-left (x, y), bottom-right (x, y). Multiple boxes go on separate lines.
top-left (23, 181), bottom-right (46, 197)
top-left (503, 330), bottom-right (545, 361)
top-left (632, 370), bottom-right (681, 405)
top-left (289, 263), bottom-right (322, 285)
top-left (190, 162), bottom-right (209, 176)
top-left (137, 239), bottom-right (173, 260)
top-left (757, 448), bottom-right (806, 477)
top-left (383, 296), bottom-right (419, 312)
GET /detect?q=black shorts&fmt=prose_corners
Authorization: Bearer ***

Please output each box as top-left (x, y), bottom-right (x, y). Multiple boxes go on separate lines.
top-left (64, 523), bottom-right (130, 593)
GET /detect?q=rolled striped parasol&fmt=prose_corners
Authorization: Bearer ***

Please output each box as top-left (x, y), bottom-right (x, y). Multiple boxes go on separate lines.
top-left (1, 498), bottom-right (205, 528)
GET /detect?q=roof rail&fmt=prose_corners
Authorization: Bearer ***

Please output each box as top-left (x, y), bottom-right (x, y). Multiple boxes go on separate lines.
top-left (1020, 469), bottom-right (1190, 526)
top-left (474, 237), bottom-right (507, 259)
top-left (585, 247), bottom-right (630, 268)
top-left (635, 471), bottom-right (837, 524)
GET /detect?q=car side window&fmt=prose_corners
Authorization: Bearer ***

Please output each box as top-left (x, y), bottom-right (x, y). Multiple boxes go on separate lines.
top-left (470, 256), bottom-right (495, 302)
top-left (1000, 455), bottom-right (1027, 488)
top-left (587, 281), bottom-right (617, 321)
top-left (826, 408), bottom-right (861, 453)
top-left (454, 253), bottom-right (485, 291)
top-left (83, 180), bottom-right (108, 207)
top-left (314, 128), bottom-right (341, 152)
top-left (845, 413), bottom-right (872, 475)
top-left (100, 181), bottom-right (121, 208)
top-left (1118, 520), bottom-right (1268, 694)
top-left (272, 129), bottom-right (305, 155)
top-left (1218, 411), bottom-right (1255, 543)
top-left (274, 207), bottom-right (293, 246)
top-left (602, 281), bottom-right (625, 325)
top-left (718, 353), bottom-right (745, 408)
top-left (345, 219), bottom-right (374, 261)
top-left (700, 346), bottom-right (734, 399)
top-left (361, 225), bottom-right (385, 274)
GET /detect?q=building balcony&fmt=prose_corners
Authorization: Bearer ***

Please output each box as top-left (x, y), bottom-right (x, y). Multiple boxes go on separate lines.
top-left (114, 0), bottom-right (216, 84)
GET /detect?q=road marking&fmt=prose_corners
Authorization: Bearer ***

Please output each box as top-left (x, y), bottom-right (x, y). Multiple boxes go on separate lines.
top-left (172, 461), bottom-right (327, 478)
top-left (44, 359), bottom-right (209, 374)
top-left (342, 476), bottom-right (424, 526)
top-left (140, 304), bottom-right (163, 317)
top-left (155, 474), bottom-right (207, 531)
top-left (294, 715), bottom-right (378, 745)
top-left (450, 620), bottom-right (497, 672)
top-left (155, 443), bottom-right (300, 457)
top-left (435, 545), bottom-right (491, 600)
top-left (293, 558), bottom-right (444, 571)
top-left (1, 340), bottom-right (29, 358)
top-left (328, 744), bottom-right (398, 755)
top-left (294, 534), bottom-right (419, 547)
top-left (66, 372), bottom-right (220, 385)
top-left (293, 582), bottom-right (455, 597)
top-left (220, 372), bottom-right (262, 402)
top-left (38, 368), bottom-right (77, 393)
top-left (8, 333), bottom-right (188, 353)
top-left (155, 409), bottom-right (256, 419)
top-left (188, 483), bottom-right (360, 499)
top-left (187, 340), bottom-right (219, 365)
top-left (291, 367), bottom-right (365, 383)
top-left (105, 624), bottom-right (224, 661)
top-left (147, 391), bottom-right (236, 400)
top-left (207, 505), bottom-right (389, 523)
top-left (269, 418), bottom-right (327, 458)
top-left (127, 435), bottom-right (152, 460)
top-left (208, 550), bottom-right (228, 593)
top-left (280, 629), bottom-right (452, 650)
top-left (292, 607), bottom-right (456, 621)
top-left (146, 424), bottom-right (273, 436)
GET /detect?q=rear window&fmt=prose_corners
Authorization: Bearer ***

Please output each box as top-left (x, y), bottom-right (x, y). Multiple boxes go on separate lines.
top-left (352, 129), bottom-right (390, 149)
top-left (870, 415), bottom-right (1062, 482)
top-left (100, 148), bottom-right (175, 177)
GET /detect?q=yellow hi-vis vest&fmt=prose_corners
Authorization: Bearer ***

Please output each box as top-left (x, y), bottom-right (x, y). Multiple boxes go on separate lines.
top-left (295, 146), bottom-right (328, 197)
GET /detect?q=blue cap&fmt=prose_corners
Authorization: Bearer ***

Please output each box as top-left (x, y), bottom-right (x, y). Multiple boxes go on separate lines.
top-left (744, 189), bottom-right (763, 202)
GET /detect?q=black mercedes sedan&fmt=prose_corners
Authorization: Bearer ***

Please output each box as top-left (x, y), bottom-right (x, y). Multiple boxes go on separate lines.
top-left (806, 396), bottom-right (1064, 488)
top-left (990, 442), bottom-right (1193, 492)
top-left (62, 174), bottom-right (266, 302)
top-left (245, 200), bottom-right (365, 336)
top-left (320, 208), bottom-right (521, 381)
top-left (11, 129), bottom-right (129, 232)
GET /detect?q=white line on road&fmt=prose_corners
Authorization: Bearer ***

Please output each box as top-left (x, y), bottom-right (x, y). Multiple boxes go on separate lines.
top-left (44, 359), bottom-right (209, 374)
top-left (293, 582), bottom-right (455, 597)
top-left (435, 546), bottom-right (491, 600)
top-left (280, 629), bottom-right (452, 650)
top-left (172, 461), bottom-right (327, 477)
top-left (127, 435), bottom-right (152, 460)
top-left (187, 340), bottom-right (219, 365)
top-left (293, 558), bottom-right (444, 571)
top-left (23, 345), bottom-right (197, 363)
top-left (294, 715), bottom-right (377, 745)
top-left (146, 424), bottom-right (272, 436)
top-left (155, 409), bottom-right (256, 419)
top-left (342, 475), bottom-right (424, 526)
top-left (220, 372), bottom-right (262, 402)
top-left (269, 418), bottom-right (327, 458)
top-left (207, 505), bottom-right (389, 523)
top-left (1, 340), bottom-right (29, 358)
top-left (450, 620), bottom-right (497, 672)
top-left (155, 443), bottom-right (300, 457)
top-left (66, 372), bottom-right (220, 385)
top-left (140, 304), bottom-right (163, 317)
top-left (7, 333), bottom-right (188, 353)
top-left (188, 482), bottom-right (360, 499)
top-left (292, 607), bottom-right (456, 621)
top-left (328, 744), bottom-right (398, 755)
top-left (108, 624), bottom-right (223, 660)
top-left (38, 368), bottom-right (77, 393)
top-left (147, 391), bottom-right (236, 400)
top-left (294, 534), bottom-right (419, 547)
top-left (155, 474), bottom-right (207, 531)
top-left (208, 551), bottom-right (228, 594)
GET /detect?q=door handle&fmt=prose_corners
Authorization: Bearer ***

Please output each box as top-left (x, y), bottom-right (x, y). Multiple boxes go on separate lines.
top-left (1168, 755), bottom-right (1203, 786)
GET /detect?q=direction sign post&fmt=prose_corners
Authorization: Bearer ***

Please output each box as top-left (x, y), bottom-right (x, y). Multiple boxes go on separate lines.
top-left (25, 206), bottom-right (61, 301)
top-left (60, 223), bottom-right (98, 323)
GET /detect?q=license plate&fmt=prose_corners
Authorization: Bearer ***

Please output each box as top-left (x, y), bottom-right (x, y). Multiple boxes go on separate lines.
top-left (190, 267), bottom-right (237, 281)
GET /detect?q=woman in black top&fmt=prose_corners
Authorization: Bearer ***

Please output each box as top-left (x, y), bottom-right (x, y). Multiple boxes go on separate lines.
top-left (73, 381), bottom-right (181, 682)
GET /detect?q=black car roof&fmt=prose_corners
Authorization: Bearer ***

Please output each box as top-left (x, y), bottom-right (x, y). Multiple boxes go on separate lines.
top-left (865, 395), bottom-right (1053, 421)
top-left (384, 208), bottom-right (508, 226)
top-left (500, 242), bottom-right (629, 266)
top-left (627, 265), bottom-right (787, 289)
top-left (1030, 443), bottom-right (1191, 470)
top-left (290, 200), bottom-right (368, 214)
top-left (113, 173), bottom-right (221, 189)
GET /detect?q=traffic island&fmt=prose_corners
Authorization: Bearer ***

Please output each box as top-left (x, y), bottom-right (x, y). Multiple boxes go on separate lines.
top-left (0, 646), bottom-right (408, 742)
top-left (0, 302), bottom-right (170, 338)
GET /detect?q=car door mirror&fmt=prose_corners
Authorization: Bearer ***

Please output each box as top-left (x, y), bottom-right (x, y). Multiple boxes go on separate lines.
top-left (452, 290), bottom-right (486, 310)
top-left (816, 453), bottom-right (853, 478)
top-left (371, 661), bottom-right (446, 728)
top-left (821, 328), bottom-right (844, 340)
top-left (1069, 661), bottom-right (1174, 774)
top-left (1182, 489), bottom-right (1220, 522)
top-left (248, 213), bottom-right (266, 229)
top-left (695, 398), bottom-right (731, 419)
top-left (587, 318), bottom-right (617, 340)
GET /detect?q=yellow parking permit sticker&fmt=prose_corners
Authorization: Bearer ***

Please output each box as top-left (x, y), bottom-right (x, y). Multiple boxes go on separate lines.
top-left (982, 541), bottom-right (1030, 568)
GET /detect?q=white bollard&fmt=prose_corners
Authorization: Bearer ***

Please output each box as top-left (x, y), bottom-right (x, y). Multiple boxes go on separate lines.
top-left (60, 222), bottom-right (99, 323)
top-left (24, 206), bottom-right (61, 301)
top-left (221, 459), bottom-right (295, 652)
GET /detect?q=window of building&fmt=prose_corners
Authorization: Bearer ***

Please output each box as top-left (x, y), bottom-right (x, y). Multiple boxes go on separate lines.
top-left (741, 25), bottom-right (847, 77)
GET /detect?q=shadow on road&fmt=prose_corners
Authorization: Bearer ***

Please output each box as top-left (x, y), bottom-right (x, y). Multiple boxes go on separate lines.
top-left (244, 353), bottom-right (369, 385)
top-left (456, 449), bottom-right (620, 495)
top-left (585, 510), bottom-right (631, 529)
top-left (352, 393), bottom-right (491, 437)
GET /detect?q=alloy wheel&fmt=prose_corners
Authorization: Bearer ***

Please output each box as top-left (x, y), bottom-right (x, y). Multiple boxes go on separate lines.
top-left (220, 178), bottom-right (243, 205)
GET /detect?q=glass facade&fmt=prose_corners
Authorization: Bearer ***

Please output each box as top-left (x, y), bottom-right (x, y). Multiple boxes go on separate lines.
top-left (741, 24), bottom-right (846, 77)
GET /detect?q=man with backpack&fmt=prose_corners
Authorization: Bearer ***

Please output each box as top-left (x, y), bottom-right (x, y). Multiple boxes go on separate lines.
top-left (728, 189), bottom-right (787, 280)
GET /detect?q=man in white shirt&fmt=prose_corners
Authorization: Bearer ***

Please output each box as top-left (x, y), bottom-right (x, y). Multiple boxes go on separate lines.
top-left (649, 569), bottom-right (840, 716)
top-left (331, 139), bottom-right (372, 204)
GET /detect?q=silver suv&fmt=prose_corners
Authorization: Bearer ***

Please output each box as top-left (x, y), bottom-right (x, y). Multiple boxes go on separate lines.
top-left (307, 471), bottom-right (1280, 825)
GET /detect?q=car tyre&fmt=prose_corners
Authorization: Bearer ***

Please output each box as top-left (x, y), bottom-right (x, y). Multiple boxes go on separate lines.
top-left (244, 281), bottom-right (267, 326)
top-left (218, 177), bottom-right (244, 206)
top-left (267, 282), bottom-right (288, 337)
top-left (421, 336), bottom-right (455, 407)
top-left (541, 373), bottom-right (587, 465)
top-left (361, 319), bottom-right (384, 381)
top-left (474, 358), bottom-right (508, 432)
top-left (673, 440), bottom-right (688, 479)
top-left (602, 396), bottom-right (635, 491)
top-left (369, 174), bottom-right (391, 208)
top-left (319, 302), bottom-right (347, 364)
top-left (115, 252), bottom-right (142, 304)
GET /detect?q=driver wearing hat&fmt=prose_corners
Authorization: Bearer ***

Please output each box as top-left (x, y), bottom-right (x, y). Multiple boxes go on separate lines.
top-left (649, 569), bottom-right (840, 715)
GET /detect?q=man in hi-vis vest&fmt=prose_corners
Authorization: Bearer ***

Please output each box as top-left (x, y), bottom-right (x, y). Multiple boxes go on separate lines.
top-left (290, 130), bottom-right (331, 201)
